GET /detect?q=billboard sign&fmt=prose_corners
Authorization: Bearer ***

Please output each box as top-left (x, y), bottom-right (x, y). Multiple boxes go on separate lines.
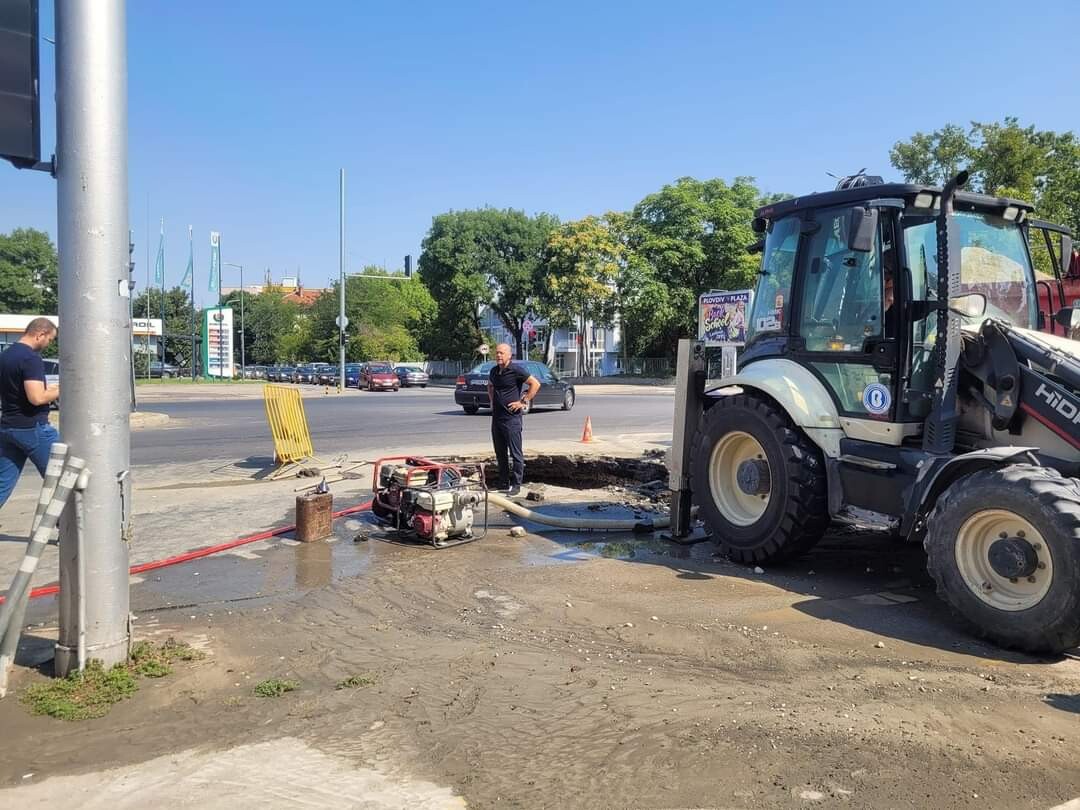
top-left (698, 290), bottom-right (751, 347)
top-left (202, 307), bottom-right (234, 378)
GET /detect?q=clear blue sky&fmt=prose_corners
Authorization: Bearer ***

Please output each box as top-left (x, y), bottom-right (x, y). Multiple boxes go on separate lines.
top-left (2, 0), bottom-right (1078, 308)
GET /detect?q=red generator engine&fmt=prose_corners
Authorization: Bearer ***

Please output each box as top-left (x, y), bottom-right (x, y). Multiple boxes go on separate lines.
top-left (370, 456), bottom-right (488, 548)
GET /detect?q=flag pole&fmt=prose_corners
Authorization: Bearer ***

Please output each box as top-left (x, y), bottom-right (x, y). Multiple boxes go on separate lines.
top-left (189, 226), bottom-right (195, 379)
top-left (144, 194), bottom-right (150, 378)
top-left (159, 217), bottom-right (165, 371)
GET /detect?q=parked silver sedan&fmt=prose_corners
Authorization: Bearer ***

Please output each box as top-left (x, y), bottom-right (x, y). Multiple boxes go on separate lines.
top-left (394, 365), bottom-right (429, 388)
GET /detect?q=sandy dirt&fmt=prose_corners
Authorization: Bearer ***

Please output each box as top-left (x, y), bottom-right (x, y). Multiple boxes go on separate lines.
top-left (2, 492), bottom-right (1080, 809)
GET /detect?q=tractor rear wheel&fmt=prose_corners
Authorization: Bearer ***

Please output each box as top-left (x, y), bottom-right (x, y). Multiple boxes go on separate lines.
top-left (690, 394), bottom-right (828, 564)
top-left (925, 465), bottom-right (1080, 653)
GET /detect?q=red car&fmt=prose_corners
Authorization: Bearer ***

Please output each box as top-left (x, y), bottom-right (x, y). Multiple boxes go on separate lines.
top-left (359, 362), bottom-right (399, 391)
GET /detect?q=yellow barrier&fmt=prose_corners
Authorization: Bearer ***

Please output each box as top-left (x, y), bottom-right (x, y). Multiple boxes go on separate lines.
top-left (263, 384), bottom-right (316, 475)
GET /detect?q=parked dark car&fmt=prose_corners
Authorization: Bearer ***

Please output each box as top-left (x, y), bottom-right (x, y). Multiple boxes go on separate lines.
top-left (316, 366), bottom-right (339, 385)
top-left (454, 360), bottom-right (574, 414)
top-left (273, 365), bottom-right (294, 383)
top-left (265, 365), bottom-right (283, 382)
top-left (244, 365), bottom-right (268, 380)
top-left (394, 365), bottom-right (430, 387)
top-left (149, 360), bottom-right (180, 379)
top-left (359, 362), bottom-right (399, 391)
top-left (344, 363), bottom-right (362, 387)
top-left (294, 364), bottom-right (318, 384)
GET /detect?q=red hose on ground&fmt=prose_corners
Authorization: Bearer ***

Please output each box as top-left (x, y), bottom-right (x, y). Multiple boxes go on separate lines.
top-left (0, 500), bottom-right (372, 605)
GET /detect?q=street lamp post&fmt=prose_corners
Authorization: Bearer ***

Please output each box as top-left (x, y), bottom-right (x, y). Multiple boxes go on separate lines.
top-left (224, 262), bottom-right (245, 379)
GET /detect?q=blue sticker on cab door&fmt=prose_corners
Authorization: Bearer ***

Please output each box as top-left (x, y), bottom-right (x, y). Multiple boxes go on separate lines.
top-left (862, 383), bottom-right (892, 415)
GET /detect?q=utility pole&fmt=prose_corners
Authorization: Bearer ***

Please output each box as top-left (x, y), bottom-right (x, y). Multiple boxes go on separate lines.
top-left (225, 262), bottom-right (245, 379)
top-left (54, 0), bottom-right (131, 674)
top-left (338, 169), bottom-right (346, 391)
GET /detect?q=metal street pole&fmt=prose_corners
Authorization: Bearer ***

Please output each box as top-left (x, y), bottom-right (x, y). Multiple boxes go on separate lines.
top-left (144, 193), bottom-right (150, 378)
top-left (225, 262), bottom-right (245, 379)
top-left (54, 0), bottom-right (132, 674)
top-left (338, 169), bottom-right (345, 392)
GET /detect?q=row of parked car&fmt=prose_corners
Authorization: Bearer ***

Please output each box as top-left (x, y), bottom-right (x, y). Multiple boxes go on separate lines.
top-left (255, 362), bottom-right (431, 390)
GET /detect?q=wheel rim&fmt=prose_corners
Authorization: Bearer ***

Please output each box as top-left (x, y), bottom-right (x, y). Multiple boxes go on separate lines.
top-left (708, 431), bottom-right (771, 527)
top-left (565, 391), bottom-right (574, 408)
top-left (955, 509), bottom-right (1053, 612)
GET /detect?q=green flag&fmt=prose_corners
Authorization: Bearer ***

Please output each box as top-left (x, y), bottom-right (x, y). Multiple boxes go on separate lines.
top-left (154, 225), bottom-right (165, 286)
top-left (208, 231), bottom-right (220, 293)
top-left (180, 227), bottom-right (193, 289)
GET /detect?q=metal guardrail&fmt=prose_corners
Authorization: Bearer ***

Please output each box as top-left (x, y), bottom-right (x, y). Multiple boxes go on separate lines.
top-left (263, 384), bottom-right (316, 476)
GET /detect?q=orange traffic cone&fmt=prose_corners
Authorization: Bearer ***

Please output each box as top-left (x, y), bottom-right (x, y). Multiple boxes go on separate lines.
top-left (580, 416), bottom-right (594, 443)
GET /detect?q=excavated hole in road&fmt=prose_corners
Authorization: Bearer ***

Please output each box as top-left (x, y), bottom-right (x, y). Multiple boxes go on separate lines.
top-left (440, 452), bottom-right (669, 490)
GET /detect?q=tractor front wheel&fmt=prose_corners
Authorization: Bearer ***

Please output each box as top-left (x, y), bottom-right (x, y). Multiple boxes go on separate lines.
top-left (690, 394), bottom-right (828, 564)
top-left (925, 465), bottom-right (1080, 653)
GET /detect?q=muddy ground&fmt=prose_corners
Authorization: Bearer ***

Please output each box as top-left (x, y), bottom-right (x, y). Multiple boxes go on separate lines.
top-left (2, 486), bottom-right (1080, 809)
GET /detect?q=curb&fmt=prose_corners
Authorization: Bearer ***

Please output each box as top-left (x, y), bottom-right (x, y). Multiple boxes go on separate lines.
top-left (48, 411), bottom-right (170, 430)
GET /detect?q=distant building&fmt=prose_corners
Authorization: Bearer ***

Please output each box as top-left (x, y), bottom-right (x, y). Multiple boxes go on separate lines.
top-left (477, 307), bottom-right (622, 376)
top-left (220, 276), bottom-right (327, 307)
top-left (0, 313), bottom-right (162, 357)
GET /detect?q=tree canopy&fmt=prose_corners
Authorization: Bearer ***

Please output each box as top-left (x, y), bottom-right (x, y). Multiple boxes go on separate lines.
top-left (890, 117), bottom-right (1080, 234)
top-left (0, 228), bottom-right (58, 314)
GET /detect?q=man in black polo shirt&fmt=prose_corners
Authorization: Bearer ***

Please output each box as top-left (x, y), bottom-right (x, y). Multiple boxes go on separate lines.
top-left (488, 343), bottom-right (540, 496)
top-left (0, 318), bottom-right (60, 510)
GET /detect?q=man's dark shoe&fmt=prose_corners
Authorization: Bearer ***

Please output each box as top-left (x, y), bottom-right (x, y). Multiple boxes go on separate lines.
top-left (506, 484), bottom-right (521, 497)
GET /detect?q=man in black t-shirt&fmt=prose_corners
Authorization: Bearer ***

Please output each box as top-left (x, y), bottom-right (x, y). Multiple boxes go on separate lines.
top-left (487, 343), bottom-right (540, 496)
top-left (0, 318), bottom-right (60, 509)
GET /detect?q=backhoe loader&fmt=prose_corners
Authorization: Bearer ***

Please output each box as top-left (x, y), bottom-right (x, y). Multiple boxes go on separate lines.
top-left (670, 172), bottom-right (1080, 653)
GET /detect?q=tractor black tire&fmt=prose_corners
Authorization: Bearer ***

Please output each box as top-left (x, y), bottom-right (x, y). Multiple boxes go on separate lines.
top-left (689, 394), bottom-right (829, 565)
top-left (462, 405), bottom-right (479, 415)
top-left (924, 465), bottom-right (1080, 654)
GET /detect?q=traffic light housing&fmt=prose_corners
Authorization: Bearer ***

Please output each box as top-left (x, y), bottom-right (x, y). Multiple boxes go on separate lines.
top-left (0, 0), bottom-right (41, 168)
top-left (404, 254), bottom-right (412, 278)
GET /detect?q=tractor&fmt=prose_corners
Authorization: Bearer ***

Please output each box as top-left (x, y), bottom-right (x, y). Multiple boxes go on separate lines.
top-left (669, 172), bottom-right (1080, 653)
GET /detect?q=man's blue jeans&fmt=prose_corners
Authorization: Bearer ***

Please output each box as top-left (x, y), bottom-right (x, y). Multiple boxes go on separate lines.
top-left (0, 423), bottom-right (60, 510)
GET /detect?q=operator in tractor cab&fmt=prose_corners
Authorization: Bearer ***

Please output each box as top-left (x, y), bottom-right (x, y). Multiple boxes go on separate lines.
top-left (487, 343), bottom-right (540, 497)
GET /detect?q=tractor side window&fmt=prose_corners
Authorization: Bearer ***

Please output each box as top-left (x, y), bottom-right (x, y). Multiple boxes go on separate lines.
top-left (798, 206), bottom-right (883, 352)
top-left (748, 216), bottom-right (800, 338)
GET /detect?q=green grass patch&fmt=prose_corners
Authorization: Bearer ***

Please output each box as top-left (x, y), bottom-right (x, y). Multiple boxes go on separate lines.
top-left (20, 637), bottom-right (205, 721)
top-left (336, 674), bottom-right (376, 690)
top-left (21, 661), bottom-right (138, 721)
top-left (254, 678), bottom-right (299, 698)
top-left (130, 638), bottom-right (205, 678)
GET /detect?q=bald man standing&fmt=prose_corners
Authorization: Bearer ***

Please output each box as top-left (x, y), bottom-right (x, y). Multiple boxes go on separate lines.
top-left (488, 343), bottom-right (540, 496)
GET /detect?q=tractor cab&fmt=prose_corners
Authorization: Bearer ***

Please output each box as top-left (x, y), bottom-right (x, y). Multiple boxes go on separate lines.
top-left (743, 180), bottom-right (1041, 428)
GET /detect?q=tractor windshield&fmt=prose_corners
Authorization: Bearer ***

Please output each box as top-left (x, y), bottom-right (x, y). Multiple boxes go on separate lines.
top-left (903, 210), bottom-right (1037, 329)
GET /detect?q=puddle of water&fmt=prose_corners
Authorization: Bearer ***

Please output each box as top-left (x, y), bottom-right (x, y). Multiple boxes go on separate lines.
top-left (132, 523), bottom-right (375, 611)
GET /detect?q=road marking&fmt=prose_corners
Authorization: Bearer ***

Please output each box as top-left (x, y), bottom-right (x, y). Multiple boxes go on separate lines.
top-left (279, 539), bottom-right (301, 547)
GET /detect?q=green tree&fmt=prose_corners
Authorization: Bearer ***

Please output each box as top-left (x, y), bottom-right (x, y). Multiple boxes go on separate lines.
top-left (0, 228), bottom-right (58, 314)
top-left (625, 176), bottom-right (761, 356)
top-left (307, 266), bottom-right (436, 362)
top-left (237, 291), bottom-right (302, 365)
top-left (889, 124), bottom-right (972, 186)
top-left (890, 118), bottom-right (1080, 234)
top-left (418, 208), bottom-right (557, 359)
top-left (540, 214), bottom-right (622, 375)
top-left (133, 286), bottom-right (199, 367)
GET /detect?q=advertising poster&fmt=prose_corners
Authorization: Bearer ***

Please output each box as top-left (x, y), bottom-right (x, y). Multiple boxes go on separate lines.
top-left (698, 290), bottom-right (751, 346)
top-left (202, 306), bottom-right (234, 378)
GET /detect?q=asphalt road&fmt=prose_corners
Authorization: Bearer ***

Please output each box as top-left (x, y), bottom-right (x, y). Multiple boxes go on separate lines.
top-left (131, 386), bottom-right (674, 467)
